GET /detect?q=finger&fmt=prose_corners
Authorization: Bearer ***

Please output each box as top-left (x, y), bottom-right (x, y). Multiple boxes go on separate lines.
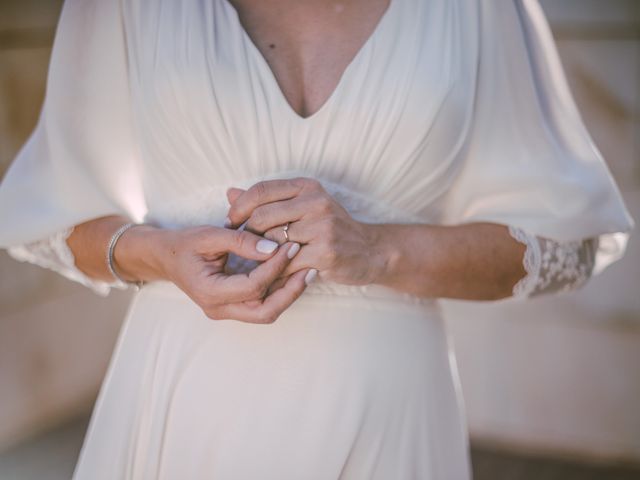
top-left (226, 178), bottom-right (308, 227)
top-left (212, 269), bottom-right (309, 324)
top-left (265, 272), bottom-right (292, 296)
top-left (255, 267), bottom-right (310, 319)
top-left (263, 218), bottom-right (319, 245)
top-left (226, 187), bottom-right (245, 205)
top-left (197, 227), bottom-right (281, 262)
top-left (244, 197), bottom-right (311, 235)
top-left (278, 243), bottom-right (324, 278)
top-left (212, 241), bottom-right (301, 302)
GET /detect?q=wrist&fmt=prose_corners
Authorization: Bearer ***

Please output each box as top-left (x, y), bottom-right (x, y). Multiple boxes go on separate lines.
top-left (365, 223), bottom-right (402, 286)
top-left (113, 223), bottom-right (170, 283)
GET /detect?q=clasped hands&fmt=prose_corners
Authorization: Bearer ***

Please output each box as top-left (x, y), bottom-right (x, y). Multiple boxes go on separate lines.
top-left (226, 176), bottom-right (384, 283)
top-left (161, 177), bottom-right (389, 324)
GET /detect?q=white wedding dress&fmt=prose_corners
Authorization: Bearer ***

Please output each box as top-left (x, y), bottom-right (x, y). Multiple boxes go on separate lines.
top-left (0, 0), bottom-right (634, 478)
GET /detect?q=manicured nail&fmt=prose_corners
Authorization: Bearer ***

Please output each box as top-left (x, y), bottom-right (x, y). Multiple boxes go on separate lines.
top-left (256, 239), bottom-right (279, 254)
top-left (287, 242), bottom-right (300, 259)
top-left (224, 216), bottom-right (232, 228)
top-left (305, 269), bottom-right (318, 285)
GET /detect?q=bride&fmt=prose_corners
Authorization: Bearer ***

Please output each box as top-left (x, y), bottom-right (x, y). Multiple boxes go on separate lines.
top-left (0, 0), bottom-right (634, 478)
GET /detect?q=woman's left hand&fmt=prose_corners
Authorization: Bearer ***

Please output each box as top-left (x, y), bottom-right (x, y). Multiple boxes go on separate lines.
top-left (225, 177), bottom-right (389, 285)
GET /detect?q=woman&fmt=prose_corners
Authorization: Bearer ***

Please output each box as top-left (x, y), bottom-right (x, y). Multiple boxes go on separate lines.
top-left (0, 0), bottom-right (634, 478)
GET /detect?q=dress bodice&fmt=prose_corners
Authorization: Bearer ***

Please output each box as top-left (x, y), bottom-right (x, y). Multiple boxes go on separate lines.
top-left (126, 0), bottom-right (475, 226)
top-left (0, 0), bottom-right (634, 302)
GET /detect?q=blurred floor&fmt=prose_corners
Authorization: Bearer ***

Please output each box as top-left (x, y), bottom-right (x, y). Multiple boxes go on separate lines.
top-left (0, 415), bottom-right (638, 480)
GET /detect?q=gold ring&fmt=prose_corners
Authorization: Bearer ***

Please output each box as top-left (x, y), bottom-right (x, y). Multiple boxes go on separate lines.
top-left (282, 222), bottom-right (290, 241)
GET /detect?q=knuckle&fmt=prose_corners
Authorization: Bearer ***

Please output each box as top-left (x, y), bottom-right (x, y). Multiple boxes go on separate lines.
top-left (189, 226), bottom-right (214, 248)
top-left (259, 309), bottom-right (278, 324)
top-left (302, 177), bottom-right (322, 191)
top-left (204, 307), bottom-right (222, 321)
top-left (315, 194), bottom-right (333, 212)
top-left (231, 229), bottom-right (248, 249)
top-left (249, 207), bottom-right (267, 229)
top-left (248, 279), bottom-right (268, 298)
top-left (253, 181), bottom-right (268, 201)
top-left (263, 229), bottom-right (279, 243)
top-left (290, 177), bottom-right (309, 189)
top-left (200, 298), bottom-right (220, 312)
top-left (226, 206), bottom-right (238, 223)
top-left (189, 284), bottom-right (207, 303)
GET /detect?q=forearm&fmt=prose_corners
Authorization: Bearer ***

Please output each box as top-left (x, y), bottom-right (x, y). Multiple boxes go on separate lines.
top-left (65, 215), bottom-right (167, 284)
top-left (368, 222), bottom-right (527, 300)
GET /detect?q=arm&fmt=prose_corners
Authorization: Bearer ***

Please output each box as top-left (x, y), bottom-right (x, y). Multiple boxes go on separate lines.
top-left (366, 222), bottom-right (527, 301)
top-left (9, 215), bottom-right (313, 324)
top-left (8, 216), bottom-right (168, 296)
top-left (225, 177), bottom-right (598, 302)
top-left (65, 215), bottom-right (165, 285)
top-left (505, 226), bottom-right (598, 299)
top-left (7, 225), bottom-right (123, 297)
top-left (365, 223), bottom-right (597, 301)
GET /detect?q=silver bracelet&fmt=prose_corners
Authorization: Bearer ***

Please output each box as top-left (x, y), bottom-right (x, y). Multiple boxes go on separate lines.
top-left (106, 222), bottom-right (145, 291)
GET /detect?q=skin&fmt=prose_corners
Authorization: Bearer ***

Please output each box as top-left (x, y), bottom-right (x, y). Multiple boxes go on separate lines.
top-left (224, 177), bottom-right (527, 301)
top-left (227, 0), bottom-right (391, 118)
top-left (67, 216), bottom-right (313, 324)
top-left (66, 0), bottom-right (528, 322)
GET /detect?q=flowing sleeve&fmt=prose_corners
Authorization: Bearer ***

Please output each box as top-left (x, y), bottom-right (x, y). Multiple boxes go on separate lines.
top-left (507, 226), bottom-right (600, 299)
top-left (441, 0), bottom-right (635, 283)
top-left (0, 0), bottom-right (146, 294)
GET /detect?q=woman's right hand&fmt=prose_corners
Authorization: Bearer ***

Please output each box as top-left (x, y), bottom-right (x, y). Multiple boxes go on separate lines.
top-left (115, 224), bottom-right (314, 324)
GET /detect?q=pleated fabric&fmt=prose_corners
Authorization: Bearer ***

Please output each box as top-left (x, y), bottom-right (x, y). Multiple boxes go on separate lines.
top-left (0, 0), bottom-right (634, 478)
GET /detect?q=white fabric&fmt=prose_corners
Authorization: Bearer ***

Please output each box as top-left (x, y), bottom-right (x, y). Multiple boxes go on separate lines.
top-left (507, 226), bottom-right (599, 298)
top-left (0, 0), bottom-right (635, 478)
top-left (438, 0), bottom-right (634, 274)
top-left (6, 227), bottom-right (121, 296)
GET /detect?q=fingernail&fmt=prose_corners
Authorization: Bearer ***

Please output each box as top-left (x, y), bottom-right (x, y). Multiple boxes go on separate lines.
top-left (287, 242), bottom-right (300, 259)
top-left (256, 238), bottom-right (279, 254)
top-left (224, 216), bottom-right (232, 228)
top-left (304, 268), bottom-right (318, 285)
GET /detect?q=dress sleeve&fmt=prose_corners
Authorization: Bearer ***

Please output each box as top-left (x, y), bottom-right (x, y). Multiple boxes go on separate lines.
top-left (440, 0), bottom-right (635, 279)
top-left (6, 227), bottom-right (128, 297)
top-left (0, 0), bottom-right (146, 294)
top-left (507, 226), bottom-right (599, 299)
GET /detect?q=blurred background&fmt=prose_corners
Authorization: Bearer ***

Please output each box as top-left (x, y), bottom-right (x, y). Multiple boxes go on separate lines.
top-left (0, 0), bottom-right (638, 478)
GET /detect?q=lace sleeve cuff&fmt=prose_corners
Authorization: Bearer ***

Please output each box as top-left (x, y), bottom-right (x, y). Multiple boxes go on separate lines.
top-left (6, 227), bottom-right (128, 297)
top-left (508, 225), bottom-right (599, 299)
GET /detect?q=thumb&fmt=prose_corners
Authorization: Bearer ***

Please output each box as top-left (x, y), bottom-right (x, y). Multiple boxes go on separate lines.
top-left (202, 227), bottom-right (282, 261)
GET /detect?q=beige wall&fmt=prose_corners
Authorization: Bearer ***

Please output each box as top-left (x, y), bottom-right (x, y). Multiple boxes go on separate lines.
top-left (1, 0), bottom-right (639, 464)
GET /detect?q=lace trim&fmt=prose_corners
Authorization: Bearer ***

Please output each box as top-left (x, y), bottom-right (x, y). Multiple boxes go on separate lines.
top-left (7, 227), bottom-right (127, 297)
top-left (508, 226), bottom-right (542, 298)
top-left (508, 225), bottom-right (598, 299)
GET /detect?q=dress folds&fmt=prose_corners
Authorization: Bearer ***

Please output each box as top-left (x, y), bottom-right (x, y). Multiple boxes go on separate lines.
top-left (0, 0), bottom-right (634, 479)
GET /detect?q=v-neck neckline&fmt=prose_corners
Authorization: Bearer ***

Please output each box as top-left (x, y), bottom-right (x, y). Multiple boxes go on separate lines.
top-left (221, 0), bottom-right (397, 123)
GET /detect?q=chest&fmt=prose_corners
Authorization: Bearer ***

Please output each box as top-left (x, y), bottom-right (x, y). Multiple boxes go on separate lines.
top-left (224, 0), bottom-right (391, 119)
top-left (125, 0), bottom-right (479, 215)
